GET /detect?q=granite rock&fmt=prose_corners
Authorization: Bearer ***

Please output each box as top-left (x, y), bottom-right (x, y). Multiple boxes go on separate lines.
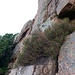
top-left (9, 58), bottom-right (56, 75)
top-left (56, 32), bottom-right (75, 75)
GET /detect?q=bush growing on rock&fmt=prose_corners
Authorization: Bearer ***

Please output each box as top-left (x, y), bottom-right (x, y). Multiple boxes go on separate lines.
top-left (17, 19), bottom-right (75, 66)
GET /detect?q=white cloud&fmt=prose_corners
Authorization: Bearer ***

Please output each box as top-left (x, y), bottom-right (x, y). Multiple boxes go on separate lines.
top-left (0, 0), bottom-right (38, 35)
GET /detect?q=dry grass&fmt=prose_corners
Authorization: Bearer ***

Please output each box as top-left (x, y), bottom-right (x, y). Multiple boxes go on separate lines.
top-left (17, 18), bottom-right (75, 66)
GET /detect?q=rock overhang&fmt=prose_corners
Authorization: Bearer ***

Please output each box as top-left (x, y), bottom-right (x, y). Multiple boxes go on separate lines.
top-left (57, 0), bottom-right (75, 20)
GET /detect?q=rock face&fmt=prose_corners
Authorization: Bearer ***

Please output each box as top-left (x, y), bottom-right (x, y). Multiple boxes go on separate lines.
top-left (12, 20), bottom-right (34, 60)
top-left (57, 0), bottom-right (75, 19)
top-left (14, 20), bottom-right (34, 44)
top-left (56, 0), bottom-right (75, 15)
top-left (9, 58), bottom-right (56, 75)
top-left (32, 0), bottom-right (57, 32)
top-left (32, 0), bottom-right (75, 32)
top-left (14, 0), bottom-right (75, 43)
top-left (9, 0), bottom-right (75, 75)
top-left (56, 32), bottom-right (75, 75)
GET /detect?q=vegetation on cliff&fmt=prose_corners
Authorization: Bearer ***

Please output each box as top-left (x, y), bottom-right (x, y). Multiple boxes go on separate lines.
top-left (17, 19), bottom-right (75, 66)
top-left (0, 34), bottom-right (16, 75)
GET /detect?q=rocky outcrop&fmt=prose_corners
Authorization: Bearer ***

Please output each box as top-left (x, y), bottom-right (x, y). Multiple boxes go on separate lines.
top-left (32, 0), bottom-right (75, 32)
top-left (13, 0), bottom-right (75, 48)
top-left (9, 31), bottom-right (75, 75)
top-left (56, 32), bottom-right (75, 75)
top-left (57, 0), bottom-right (75, 19)
top-left (12, 20), bottom-right (34, 60)
top-left (9, 58), bottom-right (56, 75)
top-left (32, 0), bottom-right (58, 32)
top-left (56, 0), bottom-right (75, 15)
top-left (14, 0), bottom-right (75, 43)
top-left (9, 0), bottom-right (75, 75)
top-left (14, 20), bottom-right (34, 44)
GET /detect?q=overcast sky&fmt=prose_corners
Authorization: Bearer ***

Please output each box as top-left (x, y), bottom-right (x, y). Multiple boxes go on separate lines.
top-left (0, 0), bottom-right (38, 35)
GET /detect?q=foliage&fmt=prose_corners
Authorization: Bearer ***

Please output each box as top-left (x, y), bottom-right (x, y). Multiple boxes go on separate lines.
top-left (0, 33), bottom-right (15, 75)
top-left (17, 18), bottom-right (75, 66)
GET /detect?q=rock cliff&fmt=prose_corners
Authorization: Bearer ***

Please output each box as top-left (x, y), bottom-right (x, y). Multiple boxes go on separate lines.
top-left (8, 0), bottom-right (75, 75)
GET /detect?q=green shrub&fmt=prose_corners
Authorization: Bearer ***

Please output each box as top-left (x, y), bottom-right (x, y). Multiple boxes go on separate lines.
top-left (17, 18), bottom-right (75, 66)
top-left (0, 68), bottom-right (7, 75)
top-left (0, 33), bottom-right (16, 75)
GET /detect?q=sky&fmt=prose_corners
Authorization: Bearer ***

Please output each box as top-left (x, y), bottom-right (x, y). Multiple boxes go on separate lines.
top-left (0, 0), bottom-right (38, 35)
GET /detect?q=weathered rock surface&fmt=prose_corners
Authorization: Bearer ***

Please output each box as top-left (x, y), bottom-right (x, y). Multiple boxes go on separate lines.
top-left (9, 58), bottom-right (56, 75)
top-left (32, 0), bottom-right (75, 32)
top-left (56, 32), bottom-right (75, 75)
top-left (9, 32), bottom-right (75, 75)
top-left (9, 0), bottom-right (75, 75)
top-left (14, 20), bottom-right (34, 44)
top-left (14, 0), bottom-right (75, 46)
top-left (39, 17), bottom-right (54, 32)
top-left (14, 0), bottom-right (75, 43)
top-left (12, 20), bottom-right (34, 60)
top-left (57, 0), bottom-right (75, 19)
top-left (32, 0), bottom-right (57, 32)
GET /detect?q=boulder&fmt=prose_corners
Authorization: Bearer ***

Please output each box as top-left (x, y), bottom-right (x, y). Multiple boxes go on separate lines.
top-left (56, 32), bottom-right (75, 75)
